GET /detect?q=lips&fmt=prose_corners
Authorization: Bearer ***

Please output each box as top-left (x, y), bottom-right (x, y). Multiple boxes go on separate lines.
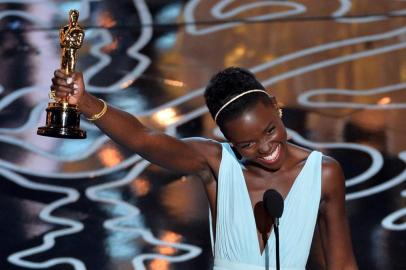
top-left (259, 144), bottom-right (281, 164)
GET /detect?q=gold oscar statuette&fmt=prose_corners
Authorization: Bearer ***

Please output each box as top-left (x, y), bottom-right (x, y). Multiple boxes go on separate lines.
top-left (37, 9), bottom-right (86, 139)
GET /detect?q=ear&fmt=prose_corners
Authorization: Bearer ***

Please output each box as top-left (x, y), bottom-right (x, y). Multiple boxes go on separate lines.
top-left (269, 95), bottom-right (282, 118)
top-left (269, 95), bottom-right (279, 108)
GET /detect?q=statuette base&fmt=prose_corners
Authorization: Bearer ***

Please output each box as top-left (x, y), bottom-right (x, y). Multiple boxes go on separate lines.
top-left (37, 103), bottom-right (86, 139)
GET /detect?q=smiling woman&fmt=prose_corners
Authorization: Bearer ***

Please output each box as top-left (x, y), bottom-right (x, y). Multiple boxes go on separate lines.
top-left (50, 66), bottom-right (358, 270)
top-left (203, 67), bottom-right (358, 270)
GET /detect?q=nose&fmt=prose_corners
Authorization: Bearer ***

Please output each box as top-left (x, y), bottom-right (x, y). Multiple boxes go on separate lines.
top-left (258, 138), bottom-right (271, 154)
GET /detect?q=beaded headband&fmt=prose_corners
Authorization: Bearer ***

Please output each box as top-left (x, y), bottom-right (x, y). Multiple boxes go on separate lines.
top-left (214, 89), bottom-right (270, 123)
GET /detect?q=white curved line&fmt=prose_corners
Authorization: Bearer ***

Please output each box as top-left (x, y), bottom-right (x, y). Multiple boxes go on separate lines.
top-left (1, 167), bottom-right (85, 269)
top-left (184, 0), bottom-right (306, 35)
top-left (346, 151), bottom-right (406, 200)
top-left (0, 134), bottom-right (110, 161)
top-left (140, 25), bottom-right (406, 116)
top-left (381, 208), bottom-right (406, 231)
top-left (211, 0), bottom-right (305, 20)
top-left (0, 85), bottom-right (107, 160)
top-left (86, 160), bottom-right (202, 270)
top-left (333, 0), bottom-right (406, 23)
top-left (0, 0), bottom-right (99, 22)
top-left (0, 84), bottom-right (99, 132)
top-left (0, 10), bottom-right (47, 27)
top-left (82, 29), bottom-right (113, 91)
top-left (0, 85), bottom-right (43, 110)
top-left (0, 102), bottom-right (47, 133)
top-left (332, 0), bottom-right (352, 17)
top-left (250, 25), bottom-right (406, 74)
top-left (335, 16), bottom-right (387, 24)
top-left (0, 86), bottom-right (142, 172)
top-left (286, 128), bottom-right (383, 187)
top-left (83, 0), bottom-right (152, 93)
top-left (262, 41), bottom-right (406, 87)
top-left (391, 9), bottom-right (406, 16)
top-left (0, 0), bottom-right (47, 2)
top-left (0, 154), bottom-right (142, 178)
top-left (381, 193), bottom-right (406, 231)
top-left (298, 83), bottom-right (406, 109)
top-left (0, 85), bottom-right (47, 110)
top-left (212, 1), bottom-right (285, 19)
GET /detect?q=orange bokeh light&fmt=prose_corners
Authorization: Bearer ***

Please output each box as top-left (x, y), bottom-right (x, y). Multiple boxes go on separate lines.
top-left (98, 146), bottom-right (123, 167)
top-left (149, 259), bottom-right (169, 270)
top-left (132, 178), bottom-right (151, 197)
top-left (154, 231), bottom-right (183, 255)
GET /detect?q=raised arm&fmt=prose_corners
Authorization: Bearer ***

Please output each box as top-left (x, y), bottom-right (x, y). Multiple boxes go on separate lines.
top-left (51, 69), bottom-right (213, 176)
top-left (319, 157), bottom-right (358, 270)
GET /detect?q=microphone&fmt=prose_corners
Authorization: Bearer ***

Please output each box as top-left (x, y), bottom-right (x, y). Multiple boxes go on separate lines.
top-left (263, 189), bottom-right (284, 270)
top-left (263, 189), bottom-right (284, 223)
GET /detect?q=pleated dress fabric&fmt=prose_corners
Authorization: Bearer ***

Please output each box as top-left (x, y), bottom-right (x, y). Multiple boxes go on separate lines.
top-left (210, 144), bottom-right (322, 270)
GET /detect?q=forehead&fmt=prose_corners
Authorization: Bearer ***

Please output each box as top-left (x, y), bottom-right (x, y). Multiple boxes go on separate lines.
top-left (221, 101), bottom-right (277, 141)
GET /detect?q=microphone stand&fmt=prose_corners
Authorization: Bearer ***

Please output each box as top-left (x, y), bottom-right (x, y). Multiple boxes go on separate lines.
top-left (274, 217), bottom-right (280, 270)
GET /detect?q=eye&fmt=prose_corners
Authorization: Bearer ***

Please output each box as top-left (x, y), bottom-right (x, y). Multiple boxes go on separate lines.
top-left (266, 126), bottom-right (276, 134)
top-left (239, 142), bottom-right (255, 149)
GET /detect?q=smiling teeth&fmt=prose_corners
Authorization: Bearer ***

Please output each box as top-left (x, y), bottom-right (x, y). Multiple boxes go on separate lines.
top-left (263, 145), bottom-right (280, 161)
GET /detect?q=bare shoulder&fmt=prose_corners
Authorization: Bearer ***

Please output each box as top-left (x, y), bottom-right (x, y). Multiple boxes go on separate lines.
top-left (320, 155), bottom-right (346, 202)
top-left (321, 155), bottom-right (342, 177)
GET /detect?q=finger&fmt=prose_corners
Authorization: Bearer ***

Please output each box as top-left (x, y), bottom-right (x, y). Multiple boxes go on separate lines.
top-left (52, 77), bottom-right (70, 87)
top-left (67, 95), bottom-right (78, 105)
top-left (55, 91), bottom-right (68, 98)
top-left (54, 85), bottom-right (74, 96)
top-left (54, 69), bottom-right (72, 80)
top-left (54, 69), bottom-right (69, 79)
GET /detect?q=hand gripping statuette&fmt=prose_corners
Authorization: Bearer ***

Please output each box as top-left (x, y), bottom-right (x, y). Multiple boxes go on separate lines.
top-left (37, 10), bottom-right (86, 139)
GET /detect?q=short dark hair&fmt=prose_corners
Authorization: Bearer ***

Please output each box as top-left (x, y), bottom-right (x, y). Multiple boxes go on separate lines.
top-left (204, 67), bottom-right (271, 126)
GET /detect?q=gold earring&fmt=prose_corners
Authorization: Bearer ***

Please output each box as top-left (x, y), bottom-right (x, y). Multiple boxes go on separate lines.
top-left (278, 108), bottom-right (283, 118)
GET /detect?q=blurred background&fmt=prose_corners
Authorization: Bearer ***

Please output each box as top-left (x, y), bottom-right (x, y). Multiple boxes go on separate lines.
top-left (0, 0), bottom-right (405, 269)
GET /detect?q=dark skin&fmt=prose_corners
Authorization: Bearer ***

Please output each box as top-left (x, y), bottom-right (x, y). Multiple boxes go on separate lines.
top-left (52, 69), bottom-right (358, 269)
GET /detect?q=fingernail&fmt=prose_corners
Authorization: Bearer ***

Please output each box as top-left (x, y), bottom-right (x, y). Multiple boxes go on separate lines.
top-left (66, 77), bottom-right (73, 84)
top-left (73, 83), bottom-right (78, 89)
top-left (73, 90), bottom-right (78, 94)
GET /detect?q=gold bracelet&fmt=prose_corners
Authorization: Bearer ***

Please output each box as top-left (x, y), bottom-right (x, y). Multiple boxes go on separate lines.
top-left (86, 98), bottom-right (107, 121)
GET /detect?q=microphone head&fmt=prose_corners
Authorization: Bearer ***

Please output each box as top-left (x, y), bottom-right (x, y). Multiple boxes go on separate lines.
top-left (263, 189), bottom-right (284, 218)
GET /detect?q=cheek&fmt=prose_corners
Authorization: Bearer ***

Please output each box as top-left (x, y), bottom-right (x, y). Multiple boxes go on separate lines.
top-left (238, 148), bottom-right (257, 159)
top-left (275, 124), bottom-right (287, 140)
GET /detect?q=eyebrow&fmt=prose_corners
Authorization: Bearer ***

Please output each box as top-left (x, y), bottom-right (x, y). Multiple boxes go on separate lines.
top-left (235, 120), bottom-right (274, 145)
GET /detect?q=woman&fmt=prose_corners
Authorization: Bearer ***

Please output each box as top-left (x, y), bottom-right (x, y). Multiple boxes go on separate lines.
top-left (51, 67), bottom-right (358, 270)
